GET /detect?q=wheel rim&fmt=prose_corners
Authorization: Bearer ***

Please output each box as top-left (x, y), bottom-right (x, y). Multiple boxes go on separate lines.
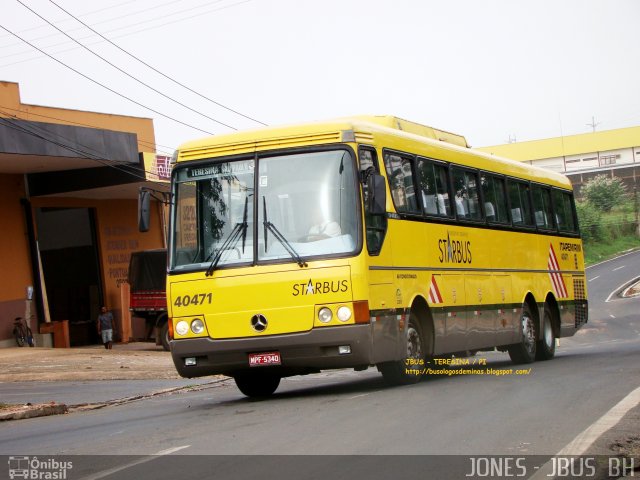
top-left (406, 325), bottom-right (423, 359)
top-left (522, 313), bottom-right (536, 356)
top-left (543, 314), bottom-right (554, 347)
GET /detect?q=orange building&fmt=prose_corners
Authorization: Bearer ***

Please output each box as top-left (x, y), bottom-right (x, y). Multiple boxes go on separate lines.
top-left (0, 81), bottom-right (167, 348)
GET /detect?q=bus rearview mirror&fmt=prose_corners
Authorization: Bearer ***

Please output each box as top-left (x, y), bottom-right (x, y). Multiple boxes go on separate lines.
top-left (138, 189), bottom-right (151, 232)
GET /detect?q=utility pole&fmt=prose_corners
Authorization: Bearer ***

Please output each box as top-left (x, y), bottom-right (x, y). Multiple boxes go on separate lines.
top-left (586, 116), bottom-right (600, 133)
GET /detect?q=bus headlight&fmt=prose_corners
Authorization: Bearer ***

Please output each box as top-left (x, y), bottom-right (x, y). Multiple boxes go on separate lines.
top-left (318, 307), bottom-right (333, 323)
top-left (175, 320), bottom-right (189, 336)
top-left (337, 306), bottom-right (352, 322)
top-left (191, 319), bottom-right (205, 334)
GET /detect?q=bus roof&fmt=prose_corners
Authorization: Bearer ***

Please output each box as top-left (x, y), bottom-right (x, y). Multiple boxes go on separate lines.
top-left (176, 115), bottom-right (573, 189)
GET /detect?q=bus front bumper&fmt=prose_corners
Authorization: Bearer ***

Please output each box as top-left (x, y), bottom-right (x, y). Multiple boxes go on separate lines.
top-left (171, 324), bottom-right (374, 378)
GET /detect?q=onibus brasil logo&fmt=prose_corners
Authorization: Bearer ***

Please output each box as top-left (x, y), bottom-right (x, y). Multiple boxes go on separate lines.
top-left (8, 456), bottom-right (72, 479)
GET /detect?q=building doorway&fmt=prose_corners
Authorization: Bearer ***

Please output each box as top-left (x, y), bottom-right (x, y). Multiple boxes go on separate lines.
top-left (35, 207), bottom-right (103, 346)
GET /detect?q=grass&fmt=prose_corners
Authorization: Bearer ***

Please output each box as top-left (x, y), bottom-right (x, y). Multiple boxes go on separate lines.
top-left (584, 235), bottom-right (640, 265)
top-left (578, 197), bottom-right (640, 265)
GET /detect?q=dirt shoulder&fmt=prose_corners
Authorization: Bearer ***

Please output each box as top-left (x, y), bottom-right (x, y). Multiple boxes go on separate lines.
top-left (0, 343), bottom-right (181, 382)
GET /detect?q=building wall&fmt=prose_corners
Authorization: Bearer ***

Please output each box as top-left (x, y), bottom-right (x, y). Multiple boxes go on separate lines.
top-left (0, 174), bottom-right (35, 341)
top-left (27, 196), bottom-right (165, 342)
top-left (478, 127), bottom-right (640, 199)
top-left (0, 80), bottom-right (164, 345)
top-left (0, 81), bottom-right (155, 154)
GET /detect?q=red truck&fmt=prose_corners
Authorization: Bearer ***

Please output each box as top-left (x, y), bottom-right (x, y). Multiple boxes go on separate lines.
top-left (128, 249), bottom-right (170, 350)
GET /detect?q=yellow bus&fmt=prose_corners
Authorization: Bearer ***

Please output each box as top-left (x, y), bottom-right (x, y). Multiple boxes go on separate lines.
top-left (157, 115), bottom-right (588, 397)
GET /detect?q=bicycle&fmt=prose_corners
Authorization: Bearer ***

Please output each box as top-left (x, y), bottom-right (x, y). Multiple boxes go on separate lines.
top-left (13, 317), bottom-right (34, 347)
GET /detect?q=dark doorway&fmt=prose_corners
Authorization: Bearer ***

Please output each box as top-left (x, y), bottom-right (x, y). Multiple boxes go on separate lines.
top-left (36, 207), bottom-right (103, 346)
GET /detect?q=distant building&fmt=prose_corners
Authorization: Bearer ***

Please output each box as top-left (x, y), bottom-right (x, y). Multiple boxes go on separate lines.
top-left (478, 127), bottom-right (640, 197)
top-left (0, 81), bottom-right (167, 348)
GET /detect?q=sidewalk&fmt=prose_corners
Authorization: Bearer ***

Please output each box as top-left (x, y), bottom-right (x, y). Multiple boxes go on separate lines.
top-left (0, 342), bottom-right (179, 383)
top-left (0, 342), bottom-right (225, 421)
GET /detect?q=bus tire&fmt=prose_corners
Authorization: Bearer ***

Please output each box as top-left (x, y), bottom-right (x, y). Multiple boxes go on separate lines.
top-left (508, 303), bottom-right (537, 364)
top-left (378, 313), bottom-right (424, 386)
top-left (234, 372), bottom-right (281, 398)
top-left (159, 319), bottom-right (171, 351)
top-left (536, 305), bottom-right (556, 361)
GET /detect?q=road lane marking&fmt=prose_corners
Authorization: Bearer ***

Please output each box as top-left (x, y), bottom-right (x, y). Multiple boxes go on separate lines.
top-left (586, 249), bottom-right (639, 269)
top-left (588, 276), bottom-right (600, 282)
top-left (612, 265), bottom-right (626, 271)
top-left (349, 393), bottom-right (372, 400)
top-left (78, 445), bottom-right (190, 480)
top-left (529, 386), bottom-right (640, 479)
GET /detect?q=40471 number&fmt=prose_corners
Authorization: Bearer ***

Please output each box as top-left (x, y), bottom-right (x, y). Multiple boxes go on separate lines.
top-left (173, 293), bottom-right (212, 307)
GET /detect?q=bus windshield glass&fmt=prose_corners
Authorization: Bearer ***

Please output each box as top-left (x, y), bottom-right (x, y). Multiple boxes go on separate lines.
top-left (171, 149), bottom-right (359, 271)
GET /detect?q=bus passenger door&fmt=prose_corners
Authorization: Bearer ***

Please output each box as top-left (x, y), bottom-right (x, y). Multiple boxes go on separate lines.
top-left (369, 268), bottom-right (402, 363)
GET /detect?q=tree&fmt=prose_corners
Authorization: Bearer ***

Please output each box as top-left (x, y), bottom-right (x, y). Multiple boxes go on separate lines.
top-left (580, 175), bottom-right (627, 212)
top-left (575, 200), bottom-right (603, 242)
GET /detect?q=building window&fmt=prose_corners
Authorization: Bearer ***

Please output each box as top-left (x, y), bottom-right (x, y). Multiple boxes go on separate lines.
top-left (600, 154), bottom-right (620, 166)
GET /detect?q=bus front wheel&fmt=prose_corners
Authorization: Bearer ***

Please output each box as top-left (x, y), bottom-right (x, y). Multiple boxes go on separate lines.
top-left (508, 303), bottom-right (537, 364)
top-left (379, 314), bottom-right (424, 386)
top-left (234, 371), bottom-right (281, 398)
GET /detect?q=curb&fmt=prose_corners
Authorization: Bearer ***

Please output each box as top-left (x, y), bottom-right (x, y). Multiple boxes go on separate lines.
top-left (0, 378), bottom-right (228, 422)
top-left (0, 403), bottom-right (68, 421)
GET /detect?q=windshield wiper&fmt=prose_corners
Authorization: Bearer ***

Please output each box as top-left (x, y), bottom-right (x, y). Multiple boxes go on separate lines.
top-left (205, 197), bottom-right (248, 276)
top-left (263, 196), bottom-right (307, 268)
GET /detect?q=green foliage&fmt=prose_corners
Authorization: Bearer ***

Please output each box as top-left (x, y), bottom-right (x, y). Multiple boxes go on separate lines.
top-left (578, 192), bottom-right (640, 265)
top-left (576, 200), bottom-right (603, 242)
top-left (581, 175), bottom-right (627, 212)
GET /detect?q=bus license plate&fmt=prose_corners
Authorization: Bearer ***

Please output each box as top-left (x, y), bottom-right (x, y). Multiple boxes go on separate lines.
top-left (248, 352), bottom-right (281, 367)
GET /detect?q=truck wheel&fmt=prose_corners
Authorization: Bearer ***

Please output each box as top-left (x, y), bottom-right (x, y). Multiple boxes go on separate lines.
top-left (234, 372), bottom-right (281, 398)
top-left (160, 321), bottom-right (170, 351)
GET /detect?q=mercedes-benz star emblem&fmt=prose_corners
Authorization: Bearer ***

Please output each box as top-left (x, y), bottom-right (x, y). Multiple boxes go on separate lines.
top-left (250, 314), bottom-right (268, 332)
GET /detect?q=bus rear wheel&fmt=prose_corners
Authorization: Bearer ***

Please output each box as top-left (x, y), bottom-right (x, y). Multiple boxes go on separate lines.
top-left (508, 303), bottom-right (537, 364)
top-left (535, 305), bottom-right (556, 361)
top-left (379, 314), bottom-right (424, 386)
top-left (234, 371), bottom-right (281, 398)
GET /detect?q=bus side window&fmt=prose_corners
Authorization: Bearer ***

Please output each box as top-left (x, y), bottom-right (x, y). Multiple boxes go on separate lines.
top-left (417, 158), bottom-right (451, 217)
top-left (508, 180), bottom-right (534, 227)
top-left (384, 152), bottom-right (420, 214)
top-left (532, 185), bottom-right (555, 230)
top-left (452, 167), bottom-right (481, 221)
top-left (552, 189), bottom-right (577, 233)
top-left (481, 173), bottom-right (509, 224)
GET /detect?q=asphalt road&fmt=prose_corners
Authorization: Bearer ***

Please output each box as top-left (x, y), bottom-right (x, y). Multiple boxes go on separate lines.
top-left (1, 250), bottom-right (639, 479)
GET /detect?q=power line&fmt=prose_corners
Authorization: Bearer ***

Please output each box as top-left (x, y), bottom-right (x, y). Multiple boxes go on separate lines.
top-left (0, 0), bottom-right (183, 49)
top-left (0, 0), bottom-right (138, 42)
top-left (0, 110), bottom-right (165, 183)
top-left (47, 0), bottom-right (267, 127)
top-left (0, 0), bottom-right (247, 62)
top-left (0, 22), bottom-right (215, 136)
top-left (15, 0), bottom-right (239, 132)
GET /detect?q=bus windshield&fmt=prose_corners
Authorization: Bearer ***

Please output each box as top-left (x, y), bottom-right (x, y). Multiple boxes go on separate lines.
top-left (171, 149), bottom-right (359, 271)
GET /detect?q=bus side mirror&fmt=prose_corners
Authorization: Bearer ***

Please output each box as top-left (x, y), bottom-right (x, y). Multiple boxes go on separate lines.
top-left (138, 189), bottom-right (151, 232)
top-left (367, 174), bottom-right (386, 215)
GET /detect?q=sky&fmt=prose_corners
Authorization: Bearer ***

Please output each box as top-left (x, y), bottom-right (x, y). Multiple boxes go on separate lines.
top-left (1, 0), bottom-right (639, 156)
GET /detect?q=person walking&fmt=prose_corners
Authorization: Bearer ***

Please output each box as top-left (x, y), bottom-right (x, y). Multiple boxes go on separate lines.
top-left (97, 306), bottom-right (115, 350)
